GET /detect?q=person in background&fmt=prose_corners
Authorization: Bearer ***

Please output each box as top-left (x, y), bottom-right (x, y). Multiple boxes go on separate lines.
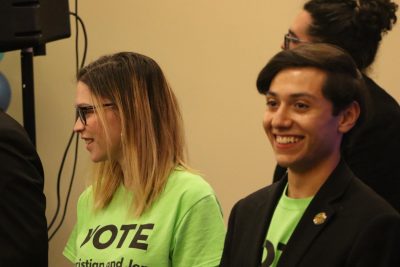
top-left (220, 44), bottom-right (400, 266)
top-left (275, 0), bottom-right (400, 212)
top-left (0, 110), bottom-right (48, 267)
top-left (63, 52), bottom-right (225, 266)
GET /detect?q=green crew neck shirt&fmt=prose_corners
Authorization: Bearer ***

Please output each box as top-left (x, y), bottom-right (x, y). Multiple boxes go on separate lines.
top-left (261, 184), bottom-right (313, 266)
top-left (63, 169), bottom-right (226, 267)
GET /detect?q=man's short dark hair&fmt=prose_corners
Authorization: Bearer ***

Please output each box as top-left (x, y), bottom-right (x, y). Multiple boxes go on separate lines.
top-left (257, 43), bottom-right (368, 127)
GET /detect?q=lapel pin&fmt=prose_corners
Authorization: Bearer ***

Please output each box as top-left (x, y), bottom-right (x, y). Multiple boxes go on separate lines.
top-left (313, 212), bottom-right (327, 225)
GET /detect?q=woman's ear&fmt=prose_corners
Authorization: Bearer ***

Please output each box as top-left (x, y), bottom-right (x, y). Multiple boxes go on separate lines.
top-left (338, 101), bottom-right (360, 134)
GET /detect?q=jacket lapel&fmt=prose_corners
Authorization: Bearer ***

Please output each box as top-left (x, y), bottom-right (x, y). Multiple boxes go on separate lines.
top-left (277, 160), bottom-right (354, 267)
top-left (251, 178), bottom-right (288, 264)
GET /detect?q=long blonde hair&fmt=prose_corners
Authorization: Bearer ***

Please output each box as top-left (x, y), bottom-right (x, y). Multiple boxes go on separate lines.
top-left (78, 52), bottom-right (187, 216)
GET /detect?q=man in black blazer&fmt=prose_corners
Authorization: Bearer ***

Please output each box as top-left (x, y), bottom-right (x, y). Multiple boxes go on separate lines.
top-left (0, 110), bottom-right (48, 266)
top-left (220, 44), bottom-right (400, 266)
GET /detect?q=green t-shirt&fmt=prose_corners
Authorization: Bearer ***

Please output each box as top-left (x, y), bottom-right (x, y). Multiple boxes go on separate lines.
top-left (261, 185), bottom-right (313, 267)
top-left (63, 169), bottom-right (226, 267)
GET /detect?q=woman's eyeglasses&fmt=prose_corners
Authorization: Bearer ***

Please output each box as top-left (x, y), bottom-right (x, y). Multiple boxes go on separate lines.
top-left (284, 33), bottom-right (309, 50)
top-left (76, 103), bottom-right (114, 125)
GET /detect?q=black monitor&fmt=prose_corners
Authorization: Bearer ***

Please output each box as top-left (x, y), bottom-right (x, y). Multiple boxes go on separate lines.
top-left (0, 0), bottom-right (71, 53)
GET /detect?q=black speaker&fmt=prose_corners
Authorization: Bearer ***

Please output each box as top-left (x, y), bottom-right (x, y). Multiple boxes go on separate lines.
top-left (0, 0), bottom-right (71, 53)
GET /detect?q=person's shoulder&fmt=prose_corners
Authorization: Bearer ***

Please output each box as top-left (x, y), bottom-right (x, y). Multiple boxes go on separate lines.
top-left (348, 178), bottom-right (400, 241)
top-left (364, 75), bottom-right (400, 114)
top-left (167, 167), bottom-right (214, 194)
top-left (233, 182), bottom-right (278, 211)
top-left (0, 111), bottom-right (43, 177)
top-left (348, 177), bottom-right (399, 217)
top-left (160, 168), bottom-right (220, 216)
top-left (80, 185), bottom-right (93, 197)
top-left (0, 111), bottom-right (18, 127)
top-left (0, 111), bottom-right (31, 141)
top-left (77, 186), bottom-right (94, 206)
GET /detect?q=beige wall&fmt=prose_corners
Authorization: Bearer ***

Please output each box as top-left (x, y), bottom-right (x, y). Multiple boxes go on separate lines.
top-left (0, 1), bottom-right (399, 266)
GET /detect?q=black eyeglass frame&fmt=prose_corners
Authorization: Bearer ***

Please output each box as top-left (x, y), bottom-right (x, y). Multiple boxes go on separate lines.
top-left (283, 33), bottom-right (309, 50)
top-left (76, 103), bottom-right (115, 125)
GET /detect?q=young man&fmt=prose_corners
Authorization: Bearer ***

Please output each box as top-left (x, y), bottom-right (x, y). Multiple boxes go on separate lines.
top-left (276, 0), bottom-right (400, 212)
top-left (220, 44), bottom-right (400, 267)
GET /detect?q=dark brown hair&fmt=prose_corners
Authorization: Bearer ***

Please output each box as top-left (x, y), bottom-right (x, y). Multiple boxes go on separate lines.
top-left (304, 0), bottom-right (398, 70)
top-left (257, 43), bottom-right (367, 124)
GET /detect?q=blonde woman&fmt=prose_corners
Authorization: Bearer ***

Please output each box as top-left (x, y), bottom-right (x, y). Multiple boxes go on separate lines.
top-left (63, 52), bottom-right (225, 266)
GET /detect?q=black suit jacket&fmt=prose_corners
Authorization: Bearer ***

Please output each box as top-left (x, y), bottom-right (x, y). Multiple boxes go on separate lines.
top-left (221, 161), bottom-right (400, 267)
top-left (0, 111), bottom-right (48, 266)
top-left (274, 76), bottom-right (400, 212)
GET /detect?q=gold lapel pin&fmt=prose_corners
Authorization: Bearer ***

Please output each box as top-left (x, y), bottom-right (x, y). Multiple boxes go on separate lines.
top-left (313, 212), bottom-right (327, 225)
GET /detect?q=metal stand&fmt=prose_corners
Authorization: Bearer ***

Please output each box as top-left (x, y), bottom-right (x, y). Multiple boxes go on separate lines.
top-left (20, 48), bottom-right (36, 146)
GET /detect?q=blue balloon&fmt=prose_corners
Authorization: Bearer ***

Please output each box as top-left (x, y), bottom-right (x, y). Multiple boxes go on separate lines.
top-left (0, 53), bottom-right (4, 61)
top-left (0, 72), bottom-right (11, 111)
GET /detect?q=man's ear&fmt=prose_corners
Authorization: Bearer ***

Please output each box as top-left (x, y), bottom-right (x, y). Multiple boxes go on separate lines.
top-left (338, 101), bottom-right (360, 134)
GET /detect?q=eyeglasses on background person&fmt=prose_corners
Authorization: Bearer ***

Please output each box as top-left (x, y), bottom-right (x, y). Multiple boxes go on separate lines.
top-left (284, 33), bottom-right (309, 50)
